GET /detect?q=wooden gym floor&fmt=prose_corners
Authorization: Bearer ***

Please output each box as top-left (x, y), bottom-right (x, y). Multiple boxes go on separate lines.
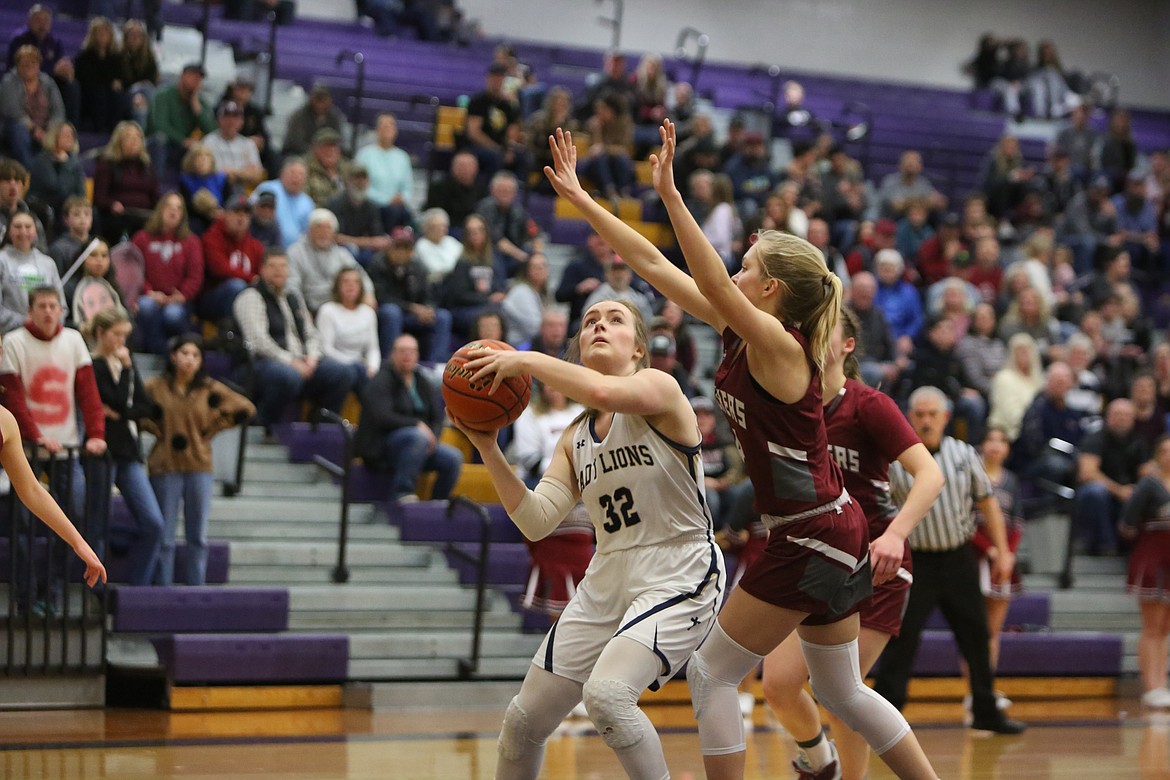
top-left (0, 690), bottom-right (1166, 779)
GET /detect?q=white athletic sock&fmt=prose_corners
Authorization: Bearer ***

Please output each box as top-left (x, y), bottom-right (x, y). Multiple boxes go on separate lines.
top-left (796, 729), bottom-right (834, 771)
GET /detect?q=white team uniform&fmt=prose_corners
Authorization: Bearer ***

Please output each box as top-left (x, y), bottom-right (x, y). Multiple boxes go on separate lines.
top-left (532, 411), bottom-right (726, 690)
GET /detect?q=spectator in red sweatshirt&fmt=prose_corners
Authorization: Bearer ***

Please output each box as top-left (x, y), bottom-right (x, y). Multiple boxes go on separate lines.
top-left (131, 192), bottom-right (203, 353)
top-left (915, 212), bottom-right (968, 288)
top-left (199, 193), bottom-right (264, 322)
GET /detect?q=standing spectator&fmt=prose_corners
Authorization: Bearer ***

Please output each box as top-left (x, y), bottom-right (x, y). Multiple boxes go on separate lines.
top-left (93, 121), bottom-right (159, 244)
top-left (1099, 109), bottom-right (1138, 187)
top-left (304, 127), bottom-right (347, 207)
top-left (1028, 41), bottom-right (1072, 120)
top-left (142, 335), bottom-right (254, 585)
top-left (315, 267), bottom-right (381, 394)
top-left (27, 120), bottom-right (84, 225)
top-left (516, 307), bottom-right (568, 358)
top-left (424, 151), bottom-right (485, 227)
top-left (368, 226), bottom-right (452, 363)
top-left (475, 171), bottom-right (542, 276)
top-left (286, 208), bottom-right (374, 314)
top-left (1119, 434), bottom-right (1170, 708)
top-left (74, 16), bottom-right (123, 134)
top-left (281, 83), bottom-right (344, 158)
top-left (0, 286), bottom-right (106, 614)
top-left (1075, 398), bottom-right (1146, 557)
top-left (873, 249), bottom-right (923, 356)
top-left (202, 100), bottom-right (264, 192)
top-left (874, 386), bottom-right (1025, 734)
top-left (253, 158), bottom-right (314, 249)
top-left (555, 230), bottom-right (611, 329)
top-left (990, 39), bottom-right (1030, 120)
top-left (355, 112), bottom-right (414, 230)
top-left (86, 307), bottom-right (163, 586)
top-left (847, 270), bottom-right (901, 390)
top-left (877, 150), bottom-right (946, 220)
top-left (1054, 97), bottom-right (1099, 179)
top-left (178, 144), bottom-right (230, 236)
top-left (200, 194), bottom-right (264, 322)
top-left (462, 63), bottom-right (527, 182)
top-left (119, 19), bottom-right (159, 129)
top-left (0, 211), bottom-right (62, 334)
top-left (579, 92), bottom-right (636, 200)
top-left (132, 192), bottom-right (203, 354)
top-left (502, 252), bottom-right (552, 346)
top-left (48, 195), bottom-right (96, 277)
top-left (987, 333), bottom-right (1044, 442)
top-left (353, 334), bottom-right (463, 503)
top-left (0, 45), bottom-right (65, 168)
top-left (441, 213), bottom-right (506, 338)
top-left (232, 251), bottom-right (355, 432)
top-left (145, 63), bottom-right (215, 178)
top-left (5, 5), bottom-right (78, 126)
top-left (413, 207), bottom-right (464, 286)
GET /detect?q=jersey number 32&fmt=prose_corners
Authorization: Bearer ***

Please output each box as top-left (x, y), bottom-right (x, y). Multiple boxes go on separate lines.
top-left (599, 487), bottom-right (641, 534)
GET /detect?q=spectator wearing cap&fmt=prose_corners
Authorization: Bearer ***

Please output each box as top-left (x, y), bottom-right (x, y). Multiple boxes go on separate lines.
top-left (286, 208), bottom-right (374, 314)
top-left (876, 150), bottom-right (946, 220)
top-left (203, 100), bottom-right (265, 191)
top-left (873, 248), bottom-right (924, 358)
top-left (283, 84), bottom-right (344, 158)
top-left (200, 194), bottom-right (265, 321)
top-left (1037, 145), bottom-right (1082, 217)
top-left (146, 63), bottom-right (216, 178)
top-left (6, 5), bottom-right (79, 126)
top-left (1059, 174), bottom-right (1123, 274)
top-left (253, 158), bottom-right (314, 249)
top-left (326, 164), bottom-right (389, 266)
top-left (845, 216), bottom-right (898, 277)
top-left (720, 130), bottom-right (777, 217)
top-left (461, 63), bottom-right (528, 183)
top-left (424, 151), bottom-right (486, 228)
top-left (1112, 170), bottom-right (1161, 273)
top-left (648, 332), bottom-right (697, 398)
top-left (249, 190), bottom-right (283, 251)
top-left (306, 128), bottom-right (348, 207)
top-left (582, 255), bottom-right (654, 323)
top-left (355, 112), bottom-right (415, 230)
top-left (0, 44), bottom-right (66, 169)
top-left (475, 171), bottom-right (543, 277)
top-left (220, 75), bottom-right (277, 177)
top-left (368, 226), bottom-right (452, 363)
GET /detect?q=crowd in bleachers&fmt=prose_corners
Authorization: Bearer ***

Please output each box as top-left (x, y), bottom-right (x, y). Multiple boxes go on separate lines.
top-left (2, 0), bottom-right (1170, 616)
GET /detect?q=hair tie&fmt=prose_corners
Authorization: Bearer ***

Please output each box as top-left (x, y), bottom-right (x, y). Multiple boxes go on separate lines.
top-left (822, 275), bottom-right (832, 299)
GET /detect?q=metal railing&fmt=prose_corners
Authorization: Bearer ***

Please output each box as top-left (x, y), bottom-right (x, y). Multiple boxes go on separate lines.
top-left (445, 496), bottom-right (492, 679)
top-left (309, 410), bottom-right (356, 584)
top-left (336, 50), bottom-right (367, 158)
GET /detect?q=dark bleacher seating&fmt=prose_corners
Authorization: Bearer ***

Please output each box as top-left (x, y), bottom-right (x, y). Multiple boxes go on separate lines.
top-left (151, 632), bottom-right (348, 683)
top-left (924, 592), bottom-right (1051, 631)
top-left (110, 586), bottom-right (289, 632)
top-left (890, 631), bottom-right (1123, 677)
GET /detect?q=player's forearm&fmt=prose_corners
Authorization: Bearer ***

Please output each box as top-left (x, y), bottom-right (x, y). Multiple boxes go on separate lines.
top-left (477, 439), bottom-right (529, 513)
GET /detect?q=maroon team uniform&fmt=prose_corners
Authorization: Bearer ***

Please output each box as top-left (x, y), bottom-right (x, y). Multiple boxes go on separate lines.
top-left (714, 326), bottom-right (872, 624)
top-left (825, 379), bottom-right (922, 636)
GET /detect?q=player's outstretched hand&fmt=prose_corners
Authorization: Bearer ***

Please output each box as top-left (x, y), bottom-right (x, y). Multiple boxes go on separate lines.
top-left (464, 348), bottom-right (529, 395)
top-left (543, 128), bottom-right (589, 204)
top-left (649, 119), bottom-right (680, 199)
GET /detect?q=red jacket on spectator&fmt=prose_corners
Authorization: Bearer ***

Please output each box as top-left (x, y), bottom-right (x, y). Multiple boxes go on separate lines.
top-left (961, 264), bottom-right (1004, 302)
top-left (915, 235), bottom-right (968, 288)
top-left (202, 218), bottom-right (264, 287)
top-left (92, 158), bottom-right (160, 214)
top-left (132, 229), bottom-right (204, 301)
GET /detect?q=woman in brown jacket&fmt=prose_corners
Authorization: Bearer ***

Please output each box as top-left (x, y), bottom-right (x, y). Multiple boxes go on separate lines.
top-left (142, 334), bottom-right (254, 585)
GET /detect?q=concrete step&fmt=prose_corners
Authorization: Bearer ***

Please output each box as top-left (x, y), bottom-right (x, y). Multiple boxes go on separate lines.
top-left (242, 461), bottom-right (320, 483)
top-left (207, 520), bottom-right (398, 541)
top-left (347, 655), bottom-right (532, 681)
top-left (208, 497), bottom-right (370, 522)
top-left (233, 481), bottom-right (341, 500)
top-left (288, 610), bottom-right (522, 631)
top-left (244, 444), bottom-right (294, 463)
top-left (229, 565), bottom-right (457, 585)
top-left (1022, 573), bottom-right (1123, 591)
top-left (348, 630), bottom-right (543, 660)
top-left (227, 541), bottom-right (426, 568)
top-left (287, 584), bottom-right (512, 613)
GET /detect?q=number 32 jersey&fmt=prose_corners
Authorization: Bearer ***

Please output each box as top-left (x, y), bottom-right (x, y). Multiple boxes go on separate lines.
top-left (572, 412), bottom-right (713, 554)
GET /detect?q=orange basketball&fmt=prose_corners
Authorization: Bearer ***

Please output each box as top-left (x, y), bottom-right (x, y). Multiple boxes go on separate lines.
top-left (442, 339), bottom-right (532, 431)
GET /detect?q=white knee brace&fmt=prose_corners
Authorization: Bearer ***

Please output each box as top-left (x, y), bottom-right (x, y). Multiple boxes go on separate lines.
top-left (688, 622), bottom-right (764, 756)
top-left (497, 696), bottom-right (541, 762)
top-left (801, 639), bottom-right (910, 755)
top-left (582, 678), bottom-right (644, 750)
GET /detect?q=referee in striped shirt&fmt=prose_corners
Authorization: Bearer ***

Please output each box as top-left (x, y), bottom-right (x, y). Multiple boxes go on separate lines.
top-left (872, 386), bottom-right (1026, 734)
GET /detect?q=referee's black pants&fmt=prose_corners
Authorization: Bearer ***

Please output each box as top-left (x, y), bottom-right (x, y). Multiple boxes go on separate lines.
top-left (872, 542), bottom-right (1001, 721)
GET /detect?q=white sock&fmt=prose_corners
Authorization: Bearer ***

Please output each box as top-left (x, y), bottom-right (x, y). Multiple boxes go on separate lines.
top-left (797, 730), bottom-right (834, 770)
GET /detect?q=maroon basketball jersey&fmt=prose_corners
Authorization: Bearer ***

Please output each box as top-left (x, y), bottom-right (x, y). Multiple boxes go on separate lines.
top-left (714, 326), bottom-right (844, 518)
top-left (824, 379), bottom-right (921, 537)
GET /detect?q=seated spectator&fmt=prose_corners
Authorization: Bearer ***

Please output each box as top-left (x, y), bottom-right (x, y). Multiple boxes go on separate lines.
top-left (142, 334), bottom-right (254, 585)
top-left (369, 226), bottom-right (451, 364)
top-left (579, 92), bottom-right (635, 200)
top-left (1099, 109), bottom-right (1137, 187)
top-left (901, 315), bottom-right (986, 442)
top-left (956, 302), bottom-right (1006, 401)
top-left (1099, 283), bottom-right (1154, 398)
top-left (1010, 361), bottom-right (1087, 483)
top-left (1060, 175), bottom-right (1123, 274)
top-left (648, 332), bottom-right (697, 398)
top-left (516, 307), bottom-right (568, 358)
top-left (145, 63), bottom-right (215, 178)
top-left (27, 120), bottom-right (84, 227)
top-left (980, 135), bottom-right (1035, 220)
top-left (0, 210), bottom-right (63, 333)
top-left (202, 100), bottom-right (264, 192)
top-left (476, 171), bottom-right (541, 277)
top-left (987, 332), bottom-right (1044, 442)
top-left (93, 121), bottom-right (160, 244)
top-left (253, 158), bottom-right (314, 250)
top-left (232, 251), bottom-right (355, 432)
top-left (582, 254), bottom-right (654, 323)
top-left (315, 267), bottom-right (381, 394)
top-left (915, 212), bottom-right (965, 287)
top-left (674, 115), bottom-right (720, 199)
top-left (650, 299), bottom-right (697, 378)
top-left (0, 45), bottom-right (65, 168)
top-left (525, 87), bottom-right (579, 177)
top-left (962, 235), bottom-right (1006, 303)
top-left (470, 309), bottom-right (506, 342)
top-left (0, 159), bottom-right (48, 251)
top-left (461, 63), bottom-right (529, 183)
top-left (573, 50), bottom-right (635, 121)
top-left (131, 192), bottom-right (203, 354)
top-left (555, 231), bottom-right (611, 329)
top-left (927, 276), bottom-right (978, 337)
top-left (65, 239), bottom-right (124, 331)
top-left (414, 207), bottom-right (464, 286)
top-left (9, 5), bottom-right (79, 120)
top-left (424, 151), bottom-right (485, 228)
top-left (119, 19), bottom-right (159, 129)
top-left (249, 190), bottom-right (283, 250)
top-left (1112, 170), bottom-right (1161, 274)
top-left (1082, 245), bottom-right (1132, 311)
top-left (845, 217), bottom-right (897, 277)
top-left (327, 163), bottom-right (390, 266)
top-left (873, 248), bottom-right (923, 357)
top-left (1038, 146), bottom-right (1081, 217)
top-left (282, 83), bottom-right (343, 158)
top-left (49, 195), bottom-right (96, 277)
top-left (721, 130), bottom-right (776, 217)
top-left (178, 144), bottom-right (230, 236)
top-left (1054, 97), bottom-right (1097, 180)
top-left (442, 213), bottom-right (506, 338)
top-left (305, 128), bottom-right (347, 207)
top-left (693, 394), bottom-right (751, 530)
top-left (895, 198), bottom-right (935, 267)
top-left (509, 378), bottom-right (585, 488)
top-left (990, 39), bottom-right (1030, 120)
top-left (1076, 398), bottom-right (1145, 556)
top-left (1130, 373), bottom-right (1166, 453)
top-left (964, 33), bottom-right (1004, 90)
top-left (847, 270), bottom-right (901, 389)
top-left (354, 112), bottom-right (414, 230)
top-left (631, 53), bottom-right (669, 154)
top-left (502, 252), bottom-right (552, 346)
top-left (999, 285), bottom-right (1060, 358)
top-left (286, 208), bottom-right (374, 314)
top-left (688, 169), bottom-right (740, 270)
top-left (1006, 231), bottom-right (1057, 308)
top-left (74, 16), bottom-right (122, 134)
top-left (1028, 41), bottom-right (1072, 120)
top-left (819, 143), bottom-right (868, 234)
top-left (1063, 332), bottom-right (1105, 417)
top-left (200, 194), bottom-right (263, 322)
top-left (876, 150), bottom-right (946, 220)
top-left (219, 75), bottom-right (275, 178)
top-left (354, 334), bottom-right (462, 503)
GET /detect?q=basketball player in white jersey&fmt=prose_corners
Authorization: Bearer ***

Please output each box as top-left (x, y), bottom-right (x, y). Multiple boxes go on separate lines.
top-left (453, 299), bottom-right (726, 780)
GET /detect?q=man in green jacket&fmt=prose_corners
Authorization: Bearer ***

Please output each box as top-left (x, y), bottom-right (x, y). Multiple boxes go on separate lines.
top-left (146, 63), bottom-right (216, 178)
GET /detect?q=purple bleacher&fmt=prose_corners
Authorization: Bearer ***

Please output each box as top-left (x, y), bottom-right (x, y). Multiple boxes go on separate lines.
top-left (151, 633), bottom-right (349, 684)
top-left (395, 500), bottom-right (523, 543)
top-left (445, 542), bottom-right (530, 586)
top-left (885, 630), bottom-right (1123, 677)
top-left (277, 422), bottom-right (348, 464)
top-left (924, 592), bottom-right (1050, 631)
top-left (110, 586), bottom-right (289, 633)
